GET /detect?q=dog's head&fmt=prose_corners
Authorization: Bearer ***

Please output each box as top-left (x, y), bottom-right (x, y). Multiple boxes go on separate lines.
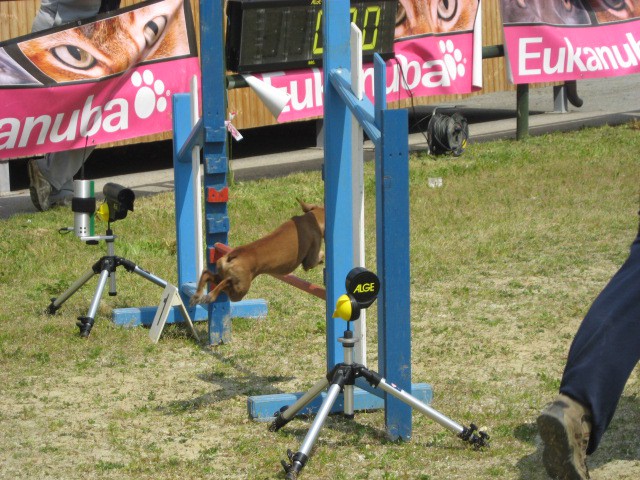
top-left (297, 198), bottom-right (325, 235)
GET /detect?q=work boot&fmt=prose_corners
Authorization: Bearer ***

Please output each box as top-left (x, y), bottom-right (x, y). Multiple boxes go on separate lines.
top-left (537, 393), bottom-right (592, 480)
top-left (49, 189), bottom-right (73, 208)
top-left (28, 159), bottom-right (51, 211)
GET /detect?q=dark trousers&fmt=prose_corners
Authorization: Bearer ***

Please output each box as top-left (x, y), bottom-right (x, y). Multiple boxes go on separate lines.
top-left (560, 224), bottom-right (640, 454)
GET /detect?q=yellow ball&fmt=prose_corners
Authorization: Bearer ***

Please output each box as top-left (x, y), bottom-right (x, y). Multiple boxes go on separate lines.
top-left (96, 203), bottom-right (110, 222)
top-left (332, 294), bottom-right (352, 320)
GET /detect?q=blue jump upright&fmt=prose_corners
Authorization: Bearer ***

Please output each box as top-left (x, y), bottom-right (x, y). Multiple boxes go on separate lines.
top-left (326, 0), bottom-right (412, 440)
top-left (171, 0), bottom-right (269, 343)
top-left (112, 0), bottom-right (268, 343)
top-left (247, 0), bottom-right (428, 441)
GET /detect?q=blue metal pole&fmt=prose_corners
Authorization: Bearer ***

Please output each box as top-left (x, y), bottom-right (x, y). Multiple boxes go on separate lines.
top-left (323, 0), bottom-right (354, 369)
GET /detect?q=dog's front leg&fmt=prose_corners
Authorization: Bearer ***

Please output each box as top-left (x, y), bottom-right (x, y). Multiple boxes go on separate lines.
top-left (302, 242), bottom-right (325, 271)
top-left (203, 277), bottom-right (232, 303)
top-left (189, 270), bottom-right (216, 306)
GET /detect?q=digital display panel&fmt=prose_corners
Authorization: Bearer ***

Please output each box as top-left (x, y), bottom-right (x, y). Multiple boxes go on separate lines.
top-left (226, 0), bottom-right (397, 73)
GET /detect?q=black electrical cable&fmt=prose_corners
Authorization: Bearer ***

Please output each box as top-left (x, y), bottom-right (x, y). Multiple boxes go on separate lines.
top-left (392, 55), bottom-right (468, 156)
top-left (427, 109), bottom-right (469, 157)
top-left (392, 56), bottom-right (433, 145)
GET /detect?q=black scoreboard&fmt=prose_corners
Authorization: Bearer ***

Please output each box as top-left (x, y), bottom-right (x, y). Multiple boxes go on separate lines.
top-left (225, 0), bottom-right (397, 73)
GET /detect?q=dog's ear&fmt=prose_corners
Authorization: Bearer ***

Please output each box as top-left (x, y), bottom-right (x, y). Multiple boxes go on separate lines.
top-left (297, 197), bottom-right (322, 213)
top-left (297, 197), bottom-right (311, 212)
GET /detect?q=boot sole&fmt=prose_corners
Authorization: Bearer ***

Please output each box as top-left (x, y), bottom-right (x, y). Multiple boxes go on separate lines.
top-left (537, 412), bottom-right (587, 480)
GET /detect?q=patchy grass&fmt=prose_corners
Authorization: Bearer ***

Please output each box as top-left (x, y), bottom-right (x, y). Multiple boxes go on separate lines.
top-left (0, 122), bottom-right (639, 479)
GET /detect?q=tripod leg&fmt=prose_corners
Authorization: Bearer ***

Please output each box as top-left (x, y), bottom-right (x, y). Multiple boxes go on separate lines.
top-left (77, 269), bottom-right (110, 338)
top-left (108, 269), bottom-right (117, 296)
top-left (363, 369), bottom-right (489, 448)
top-left (46, 267), bottom-right (96, 315)
top-left (130, 265), bottom-right (168, 288)
top-left (377, 376), bottom-right (464, 434)
top-left (270, 377), bottom-right (329, 432)
top-left (107, 238), bottom-right (117, 296)
top-left (343, 383), bottom-right (354, 419)
top-left (116, 257), bottom-right (168, 289)
top-left (281, 382), bottom-right (343, 480)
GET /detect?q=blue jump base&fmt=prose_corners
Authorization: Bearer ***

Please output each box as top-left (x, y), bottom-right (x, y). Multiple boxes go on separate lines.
top-left (249, 382), bottom-right (433, 422)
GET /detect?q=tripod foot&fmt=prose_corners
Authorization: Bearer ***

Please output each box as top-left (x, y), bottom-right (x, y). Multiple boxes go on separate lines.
top-left (44, 298), bottom-right (60, 315)
top-left (458, 423), bottom-right (490, 449)
top-left (281, 449), bottom-right (308, 479)
top-left (76, 316), bottom-right (94, 338)
top-left (46, 298), bottom-right (60, 315)
top-left (269, 407), bottom-right (292, 432)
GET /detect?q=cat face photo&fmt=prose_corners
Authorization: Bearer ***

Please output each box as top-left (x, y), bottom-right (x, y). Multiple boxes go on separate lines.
top-left (17, 0), bottom-right (188, 83)
top-left (395, 0), bottom-right (481, 38)
top-left (586, 0), bottom-right (640, 23)
top-left (501, 0), bottom-right (591, 25)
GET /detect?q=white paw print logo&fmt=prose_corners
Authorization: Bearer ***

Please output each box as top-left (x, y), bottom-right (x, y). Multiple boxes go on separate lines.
top-left (131, 70), bottom-right (168, 119)
top-left (439, 39), bottom-right (466, 80)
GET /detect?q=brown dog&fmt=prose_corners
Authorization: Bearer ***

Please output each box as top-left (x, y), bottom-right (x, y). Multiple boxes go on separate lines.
top-left (189, 198), bottom-right (325, 305)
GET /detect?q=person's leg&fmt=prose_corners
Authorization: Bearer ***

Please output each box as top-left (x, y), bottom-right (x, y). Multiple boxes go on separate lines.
top-left (36, 148), bottom-right (93, 192)
top-left (31, 0), bottom-right (58, 32)
top-left (538, 224), bottom-right (640, 479)
top-left (29, 147), bottom-right (94, 210)
top-left (32, 0), bottom-right (103, 32)
top-left (560, 231), bottom-right (640, 453)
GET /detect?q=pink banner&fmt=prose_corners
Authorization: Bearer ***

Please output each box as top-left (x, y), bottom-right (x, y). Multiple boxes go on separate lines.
top-left (238, 0), bottom-right (483, 124)
top-left (0, 0), bottom-right (199, 160)
top-left (500, 0), bottom-right (640, 84)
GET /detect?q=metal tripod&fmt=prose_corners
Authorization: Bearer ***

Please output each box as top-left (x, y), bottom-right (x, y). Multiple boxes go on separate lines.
top-left (269, 326), bottom-right (489, 479)
top-left (46, 227), bottom-right (168, 337)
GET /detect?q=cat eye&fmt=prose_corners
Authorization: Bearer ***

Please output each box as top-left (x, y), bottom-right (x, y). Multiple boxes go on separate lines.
top-left (51, 45), bottom-right (96, 70)
top-left (395, 3), bottom-right (407, 27)
top-left (143, 15), bottom-right (168, 48)
top-left (599, 0), bottom-right (626, 10)
top-left (437, 0), bottom-right (458, 22)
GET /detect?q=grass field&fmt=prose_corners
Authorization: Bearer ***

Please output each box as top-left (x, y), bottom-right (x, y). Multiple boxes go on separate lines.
top-left (1, 122), bottom-right (639, 479)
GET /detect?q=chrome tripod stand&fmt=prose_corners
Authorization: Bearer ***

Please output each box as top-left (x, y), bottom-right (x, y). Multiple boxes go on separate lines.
top-left (46, 226), bottom-right (168, 337)
top-left (269, 268), bottom-right (489, 479)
